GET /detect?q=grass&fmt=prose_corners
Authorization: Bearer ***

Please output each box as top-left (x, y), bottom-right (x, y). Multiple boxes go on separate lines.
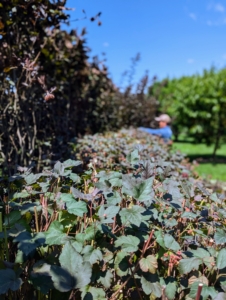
top-left (172, 140), bottom-right (226, 181)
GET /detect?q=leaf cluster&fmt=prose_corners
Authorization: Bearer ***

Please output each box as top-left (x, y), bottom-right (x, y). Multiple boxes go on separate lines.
top-left (0, 129), bottom-right (225, 299)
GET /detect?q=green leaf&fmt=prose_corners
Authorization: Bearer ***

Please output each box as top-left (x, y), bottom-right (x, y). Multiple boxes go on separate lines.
top-left (82, 286), bottom-right (106, 300)
top-left (181, 211), bottom-right (198, 219)
top-left (59, 241), bottom-right (83, 274)
top-left (67, 201), bottom-right (87, 217)
top-left (140, 276), bottom-right (162, 297)
top-left (115, 235), bottom-right (140, 252)
top-left (122, 175), bottom-right (154, 203)
top-left (217, 249), bottom-right (226, 269)
top-left (119, 205), bottom-right (145, 227)
top-left (59, 242), bottom-right (92, 288)
top-left (165, 281), bottom-right (177, 300)
top-left (164, 234), bottom-right (180, 251)
top-left (104, 191), bottom-right (121, 206)
top-left (31, 262), bottom-right (54, 294)
top-left (190, 248), bottom-right (210, 259)
top-left (50, 265), bottom-right (76, 292)
top-left (0, 269), bottom-right (23, 294)
top-left (69, 173), bottom-right (80, 183)
top-left (12, 191), bottom-right (30, 199)
top-left (134, 177), bottom-right (154, 202)
top-left (178, 257), bottom-right (202, 274)
top-left (139, 255), bottom-right (158, 273)
top-left (155, 230), bottom-right (165, 249)
top-left (98, 205), bottom-right (120, 223)
top-left (97, 270), bottom-right (113, 289)
top-left (189, 282), bottom-right (217, 300)
top-left (60, 194), bottom-right (87, 216)
top-left (4, 211), bottom-right (21, 226)
top-left (13, 232), bottom-right (45, 255)
top-left (126, 149), bottom-right (140, 164)
top-left (62, 159), bottom-right (82, 168)
top-left (45, 221), bottom-right (68, 245)
top-left (85, 224), bottom-right (99, 241)
top-left (24, 173), bottom-right (42, 185)
top-left (214, 229), bottom-right (226, 245)
top-left (114, 251), bottom-right (130, 277)
top-left (82, 245), bottom-right (103, 264)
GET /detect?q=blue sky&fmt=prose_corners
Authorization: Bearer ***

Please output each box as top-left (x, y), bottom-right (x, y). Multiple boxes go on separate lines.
top-left (61, 0), bottom-right (226, 87)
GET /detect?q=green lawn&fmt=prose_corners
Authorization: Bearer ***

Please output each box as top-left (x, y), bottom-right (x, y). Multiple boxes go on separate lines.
top-left (172, 142), bottom-right (226, 181)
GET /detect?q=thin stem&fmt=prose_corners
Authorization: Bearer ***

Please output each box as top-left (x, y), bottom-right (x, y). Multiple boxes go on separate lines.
top-left (195, 283), bottom-right (203, 300)
top-left (0, 212), bottom-right (2, 232)
top-left (34, 206), bottom-right (39, 233)
top-left (3, 225), bottom-right (9, 261)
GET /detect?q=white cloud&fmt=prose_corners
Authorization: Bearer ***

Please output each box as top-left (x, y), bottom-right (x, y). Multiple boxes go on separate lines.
top-left (187, 58), bottom-right (195, 64)
top-left (103, 42), bottom-right (109, 47)
top-left (207, 2), bottom-right (225, 12)
top-left (215, 3), bottom-right (225, 12)
top-left (189, 13), bottom-right (197, 20)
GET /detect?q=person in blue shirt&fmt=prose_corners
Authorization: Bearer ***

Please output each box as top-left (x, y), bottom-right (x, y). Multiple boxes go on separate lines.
top-left (138, 114), bottom-right (173, 143)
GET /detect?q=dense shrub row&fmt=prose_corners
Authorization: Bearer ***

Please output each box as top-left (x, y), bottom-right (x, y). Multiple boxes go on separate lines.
top-left (0, 0), bottom-right (157, 175)
top-left (0, 129), bottom-right (225, 299)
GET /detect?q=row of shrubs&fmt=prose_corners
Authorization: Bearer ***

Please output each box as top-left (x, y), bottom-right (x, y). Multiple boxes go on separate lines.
top-left (0, 129), bottom-right (225, 299)
top-left (0, 0), bottom-right (157, 175)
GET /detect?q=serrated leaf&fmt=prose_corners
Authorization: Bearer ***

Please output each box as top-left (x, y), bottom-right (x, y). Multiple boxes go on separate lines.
top-left (62, 159), bottom-right (82, 168)
top-left (97, 270), bottom-right (113, 288)
top-left (165, 281), bottom-right (177, 300)
top-left (164, 234), bottom-right (180, 251)
top-left (82, 245), bottom-right (103, 264)
top-left (114, 251), bottom-right (130, 277)
top-left (0, 269), bottom-right (23, 294)
top-left (217, 249), bottom-right (226, 269)
top-left (140, 276), bottom-right (162, 297)
top-left (98, 205), bottom-right (120, 223)
top-left (190, 248), bottom-right (210, 259)
top-left (115, 235), bottom-right (140, 252)
top-left (24, 173), bottom-right (42, 185)
top-left (12, 191), bottom-right (30, 199)
top-left (60, 193), bottom-right (87, 216)
top-left (45, 221), bottom-right (67, 245)
top-left (67, 201), bottom-right (87, 217)
top-left (50, 265), bottom-right (75, 292)
top-left (31, 262), bottom-right (54, 294)
top-left (59, 242), bottom-right (92, 288)
top-left (155, 230), bottom-right (165, 249)
top-left (181, 211), bottom-right (198, 219)
top-left (13, 232), bottom-right (45, 255)
top-left (189, 282), bottom-right (217, 300)
top-left (126, 149), bottom-right (140, 164)
top-left (82, 286), bottom-right (106, 300)
top-left (104, 191), bottom-right (121, 206)
top-left (4, 211), bottom-right (21, 226)
top-left (214, 229), bottom-right (226, 245)
top-left (178, 257), bottom-right (202, 274)
top-left (120, 205), bottom-right (145, 227)
top-left (69, 173), bottom-right (80, 183)
top-left (122, 175), bottom-right (154, 203)
top-left (139, 255), bottom-right (158, 273)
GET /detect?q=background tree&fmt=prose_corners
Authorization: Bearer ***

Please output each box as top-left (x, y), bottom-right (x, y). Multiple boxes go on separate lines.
top-left (149, 68), bottom-right (226, 157)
